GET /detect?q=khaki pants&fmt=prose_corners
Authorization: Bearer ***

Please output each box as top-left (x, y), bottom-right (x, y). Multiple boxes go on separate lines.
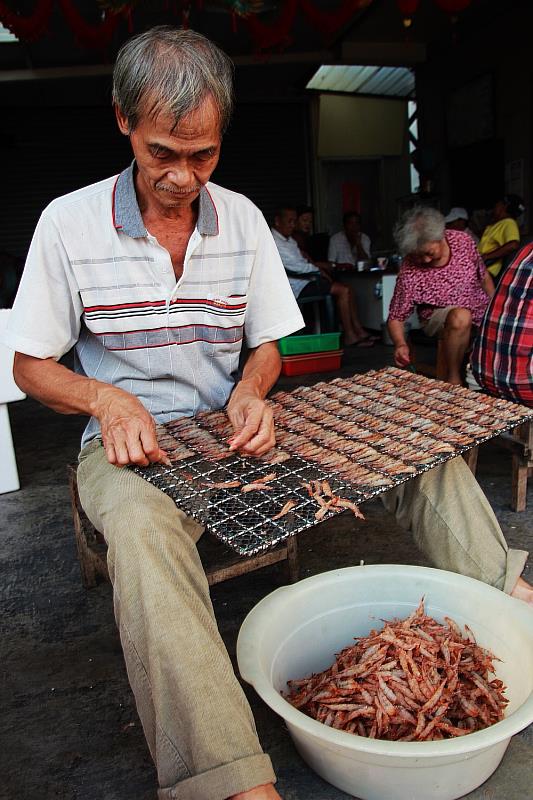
top-left (77, 440), bottom-right (527, 799)
top-left (78, 439), bottom-right (275, 800)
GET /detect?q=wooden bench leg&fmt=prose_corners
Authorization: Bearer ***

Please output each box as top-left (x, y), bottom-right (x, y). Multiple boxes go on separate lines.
top-left (511, 453), bottom-right (529, 512)
top-left (67, 464), bottom-right (110, 589)
top-left (436, 338), bottom-right (447, 381)
top-left (68, 464), bottom-right (301, 590)
top-left (285, 535), bottom-right (299, 583)
top-left (462, 445), bottom-right (479, 475)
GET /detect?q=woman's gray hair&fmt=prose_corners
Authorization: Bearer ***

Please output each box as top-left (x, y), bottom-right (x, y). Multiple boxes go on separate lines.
top-left (112, 26), bottom-right (234, 134)
top-left (394, 206), bottom-right (446, 256)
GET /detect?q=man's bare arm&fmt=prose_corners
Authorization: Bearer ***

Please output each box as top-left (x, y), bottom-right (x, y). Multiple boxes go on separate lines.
top-left (226, 341), bottom-right (281, 456)
top-left (13, 353), bottom-right (169, 467)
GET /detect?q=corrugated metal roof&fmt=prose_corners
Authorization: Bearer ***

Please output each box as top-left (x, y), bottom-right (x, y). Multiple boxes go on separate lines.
top-left (306, 65), bottom-right (415, 98)
top-left (0, 23), bottom-right (18, 43)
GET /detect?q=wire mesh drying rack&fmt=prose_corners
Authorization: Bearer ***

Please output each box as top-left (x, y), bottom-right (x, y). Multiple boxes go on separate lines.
top-left (133, 367), bottom-right (532, 556)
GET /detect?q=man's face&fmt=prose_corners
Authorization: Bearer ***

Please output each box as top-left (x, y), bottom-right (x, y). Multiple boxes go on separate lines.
top-left (276, 209), bottom-right (297, 238)
top-left (344, 215), bottom-right (361, 237)
top-left (115, 95), bottom-right (221, 211)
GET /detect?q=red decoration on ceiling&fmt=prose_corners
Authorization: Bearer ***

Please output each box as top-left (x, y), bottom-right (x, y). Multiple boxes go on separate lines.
top-left (396, 0), bottom-right (420, 14)
top-left (396, 0), bottom-right (472, 23)
top-left (58, 0), bottom-right (120, 50)
top-left (0, 0), bottom-right (53, 41)
top-left (299, 0), bottom-right (372, 38)
top-left (0, 0), bottom-right (475, 53)
top-left (245, 0), bottom-right (298, 51)
top-left (433, 0), bottom-right (472, 12)
top-left (396, 0), bottom-right (420, 28)
top-left (0, 0), bottom-right (122, 48)
top-left (245, 0), bottom-right (373, 52)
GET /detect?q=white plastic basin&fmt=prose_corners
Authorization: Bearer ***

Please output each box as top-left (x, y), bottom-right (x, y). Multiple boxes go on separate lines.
top-left (237, 564), bottom-right (533, 800)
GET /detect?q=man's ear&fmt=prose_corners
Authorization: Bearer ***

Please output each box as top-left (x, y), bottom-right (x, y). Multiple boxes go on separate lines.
top-left (114, 105), bottom-right (130, 136)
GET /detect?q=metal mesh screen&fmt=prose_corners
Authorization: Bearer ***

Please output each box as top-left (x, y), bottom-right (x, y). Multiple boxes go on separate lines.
top-left (133, 367), bottom-right (532, 556)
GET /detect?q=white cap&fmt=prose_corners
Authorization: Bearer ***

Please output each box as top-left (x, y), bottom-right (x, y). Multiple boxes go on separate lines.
top-left (444, 207), bottom-right (468, 223)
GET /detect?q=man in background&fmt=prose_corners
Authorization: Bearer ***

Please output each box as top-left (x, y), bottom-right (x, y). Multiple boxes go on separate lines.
top-left (328, 211), bottom-right (371, 265)
top-left (272, 206), bottom-right (376, 346)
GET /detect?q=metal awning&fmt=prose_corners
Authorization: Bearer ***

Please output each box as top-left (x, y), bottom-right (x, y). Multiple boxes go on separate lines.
top-left (306, 64), bottom-right (415, 98)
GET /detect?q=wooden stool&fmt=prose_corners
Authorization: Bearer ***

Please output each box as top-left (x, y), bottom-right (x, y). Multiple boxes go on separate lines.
top-left (460, 420), bottom-right (532, 512)
top-left (67, 464), bottom-right (299, 589)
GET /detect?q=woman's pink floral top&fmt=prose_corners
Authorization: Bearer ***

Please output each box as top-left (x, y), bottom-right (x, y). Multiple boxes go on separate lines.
top-left (388, 229), bottom-right (489, 325)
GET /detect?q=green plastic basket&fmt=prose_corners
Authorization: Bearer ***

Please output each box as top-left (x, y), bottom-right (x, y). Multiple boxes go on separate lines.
top-left (278, 332), bottom-right (341, 356)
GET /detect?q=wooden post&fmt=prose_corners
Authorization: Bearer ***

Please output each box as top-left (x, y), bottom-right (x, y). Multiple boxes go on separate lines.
top-left (285, 535), bottom-right (300, 583)
top-left (462, 446), bottom-right (479, 475)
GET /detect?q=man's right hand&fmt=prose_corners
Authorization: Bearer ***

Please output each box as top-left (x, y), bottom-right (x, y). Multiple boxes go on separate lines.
top-left (394, 344), bottom-right (411, 367)
top-left (12, 353), bottom-right (170, 468)
top-left (93, 384), bottom-right (170, 467)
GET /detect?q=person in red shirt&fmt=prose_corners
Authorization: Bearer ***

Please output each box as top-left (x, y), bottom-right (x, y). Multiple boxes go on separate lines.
top-left (388, 206), bottom-right (494, 384)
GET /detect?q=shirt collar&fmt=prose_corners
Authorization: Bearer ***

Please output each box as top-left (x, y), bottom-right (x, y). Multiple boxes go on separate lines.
top-left (112, 161), bottom-right (219, 238)
top-left (272, 227), bottom-right (290, 243)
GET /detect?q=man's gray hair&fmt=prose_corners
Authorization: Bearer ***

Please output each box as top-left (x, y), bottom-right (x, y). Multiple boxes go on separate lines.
top-left (112, 25), bottom-right (234, 134)
top-left (394, 206), bottom-right (446, 256)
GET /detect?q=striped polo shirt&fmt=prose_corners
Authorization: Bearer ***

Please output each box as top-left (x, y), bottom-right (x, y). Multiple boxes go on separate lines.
top-left (5, 163), bottom-right (304, 446)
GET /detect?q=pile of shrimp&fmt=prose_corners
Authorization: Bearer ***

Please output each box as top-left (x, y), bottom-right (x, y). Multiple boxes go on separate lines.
top-left (284, 599), bottom-right (507, 741)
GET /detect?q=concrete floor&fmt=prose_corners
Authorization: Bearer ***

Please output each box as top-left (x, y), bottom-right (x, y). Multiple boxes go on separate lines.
top-left (1, 341), bottom-right (531, 800)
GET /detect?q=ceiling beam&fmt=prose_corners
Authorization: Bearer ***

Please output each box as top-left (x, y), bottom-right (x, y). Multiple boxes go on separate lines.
top-left (342, 41), bottom-right (426, 65)
top-left (0, 64), bottom-right (113, 82)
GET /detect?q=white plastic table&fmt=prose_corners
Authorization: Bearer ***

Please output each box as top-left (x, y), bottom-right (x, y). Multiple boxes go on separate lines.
top-left (0, 309), bottom-right (26, 493)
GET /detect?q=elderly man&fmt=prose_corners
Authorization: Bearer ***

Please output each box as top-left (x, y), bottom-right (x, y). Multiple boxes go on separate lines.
top-left (4, 27), bottom-right (533, 800)
top-left (328, 210), bottom-right (371, 265)
top-left (388, 206), bottom-right (494, 385)
top-left (4, 27), bottom-right (302, 800)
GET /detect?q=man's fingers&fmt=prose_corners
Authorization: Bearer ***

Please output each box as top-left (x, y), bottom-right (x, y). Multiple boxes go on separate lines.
top-left (233, 407), bottom-right (275, 456)
top-left (139, 428), bottom-right (170, 464)
top-left (104, 440), bottom-right (118, 466)
top-left (240, 427), bottom-right (275, 456)
top-left (102, 421), bottom-right (160, 467)
top-left (228, 407), bottom-right (263, 451)
top-left (113, 436), bottom-right (137, 467)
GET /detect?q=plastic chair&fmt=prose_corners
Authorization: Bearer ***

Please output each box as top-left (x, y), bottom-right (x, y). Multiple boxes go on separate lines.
top-left (284, 269), bottom-right (337, 334)
top-left (297, 293), bottom-right (336, 334)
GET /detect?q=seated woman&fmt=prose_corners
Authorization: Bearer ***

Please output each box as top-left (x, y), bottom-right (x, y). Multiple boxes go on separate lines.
top-left (470, 243), bottom-right (533, 407)
top-left (478, 195), bottom-right (524, 280)
top-left (387, 206), bottom-right (494, 385)
top-left (272, 206), bottom-right (376, 346)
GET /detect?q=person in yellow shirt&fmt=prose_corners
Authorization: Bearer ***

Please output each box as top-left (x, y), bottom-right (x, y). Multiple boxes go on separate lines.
top-left (478, 195), bottom-right (524, 278)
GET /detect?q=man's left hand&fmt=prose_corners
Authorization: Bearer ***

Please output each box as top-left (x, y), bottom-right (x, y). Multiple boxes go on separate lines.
top-left (226, 389), bottom-right (275, 456)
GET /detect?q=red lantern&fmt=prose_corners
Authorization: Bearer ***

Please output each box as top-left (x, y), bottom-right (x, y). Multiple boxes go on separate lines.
top-left (396, 0), bottom-right (420, 28)
top-left (433, 0), bottom-right (472, 13)
top-left (397, 0), bottom-right (420, 12)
